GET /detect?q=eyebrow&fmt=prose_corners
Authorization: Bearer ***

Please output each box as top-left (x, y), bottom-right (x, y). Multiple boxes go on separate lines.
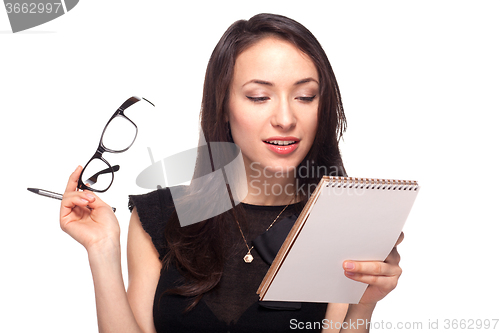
top-left (242, 77), bottom-right (319, 87)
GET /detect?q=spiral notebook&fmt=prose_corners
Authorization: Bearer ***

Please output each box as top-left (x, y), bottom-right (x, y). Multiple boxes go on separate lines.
top-left (257, 176), bottom-right (419, 304)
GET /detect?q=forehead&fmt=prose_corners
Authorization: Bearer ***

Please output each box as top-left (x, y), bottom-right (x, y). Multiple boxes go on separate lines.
top-left (233, 37), bottom-right (318, 85)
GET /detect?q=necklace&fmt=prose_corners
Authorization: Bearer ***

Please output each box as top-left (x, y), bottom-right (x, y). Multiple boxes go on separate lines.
top-left (235, 198), bottom-right (294, 263)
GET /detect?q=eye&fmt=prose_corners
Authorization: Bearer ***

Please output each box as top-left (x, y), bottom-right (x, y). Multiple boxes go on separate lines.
top-left (297, 95), bottom-right (317, 102)
top-left (246, 96), bottom-right (270, 103)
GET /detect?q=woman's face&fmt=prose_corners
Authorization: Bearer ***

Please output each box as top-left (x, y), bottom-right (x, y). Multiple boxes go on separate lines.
top-left (228, 37), bottom-right (319, 177)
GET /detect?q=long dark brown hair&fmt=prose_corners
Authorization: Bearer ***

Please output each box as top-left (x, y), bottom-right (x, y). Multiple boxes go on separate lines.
top-left (161, 13), bottom-right (347, 311)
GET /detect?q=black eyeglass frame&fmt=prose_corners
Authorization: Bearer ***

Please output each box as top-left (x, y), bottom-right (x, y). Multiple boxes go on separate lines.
top-left (78, 96), bottom-right (143, 193)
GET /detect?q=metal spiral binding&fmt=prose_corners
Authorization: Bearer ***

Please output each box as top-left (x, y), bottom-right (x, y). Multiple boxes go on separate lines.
top-left (325, 176), bottom-right (418, 190)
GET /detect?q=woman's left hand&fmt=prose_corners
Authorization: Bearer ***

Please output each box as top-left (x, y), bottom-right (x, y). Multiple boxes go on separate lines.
top-left (342, 232), bottom-right (404, 305)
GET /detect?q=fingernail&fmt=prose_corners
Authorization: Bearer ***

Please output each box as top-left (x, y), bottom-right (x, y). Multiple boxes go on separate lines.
top-left (345, 271), bottom-right (355, 276)
top-left (86, 193), bottom-right (94, 200)
top-left (344, 262), bottom-right (355, 270)
top-left (81, 198), bottom-right (89, 203)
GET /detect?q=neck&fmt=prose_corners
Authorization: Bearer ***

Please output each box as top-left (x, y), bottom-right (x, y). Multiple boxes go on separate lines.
top-left (241, 164), bottom-right (297, 206)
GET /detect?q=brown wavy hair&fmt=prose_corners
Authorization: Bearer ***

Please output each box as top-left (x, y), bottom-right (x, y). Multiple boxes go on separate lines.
top-left (161, 13), bottom-right (347, 311)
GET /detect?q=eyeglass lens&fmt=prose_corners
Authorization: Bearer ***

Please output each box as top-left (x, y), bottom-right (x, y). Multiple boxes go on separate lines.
top-left (102, 116), bottom-right (137, 152)
top-left (81, 159), bottom-right (113, 192)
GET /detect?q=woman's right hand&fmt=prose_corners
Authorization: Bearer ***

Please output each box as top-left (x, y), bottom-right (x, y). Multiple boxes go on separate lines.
top-left (60, 166), bottom-right (121, 253)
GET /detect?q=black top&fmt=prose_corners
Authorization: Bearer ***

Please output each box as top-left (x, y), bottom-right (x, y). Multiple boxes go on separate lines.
top-left (129, 188), bottom-right (328, 332)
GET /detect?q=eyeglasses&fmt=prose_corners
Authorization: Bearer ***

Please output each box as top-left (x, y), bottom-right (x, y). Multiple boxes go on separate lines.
top-left (78, 96), bottom-right (154, 193)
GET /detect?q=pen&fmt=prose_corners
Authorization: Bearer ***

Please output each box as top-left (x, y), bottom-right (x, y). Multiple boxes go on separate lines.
top-left (27, 188), bottom-right (116, 212)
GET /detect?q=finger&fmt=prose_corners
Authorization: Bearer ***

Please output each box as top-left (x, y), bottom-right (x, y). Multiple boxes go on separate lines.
top-left (385, 247), bottom-right (401, 265)
top-left (82, 191), bottom-right (112, 212)
top-left (60, 191), bottom-right (95, 219)
top-left (395, 231), bottom-right (404, 246)
top-left (344, 272), bottom-right (399, 292)
top-left (343, 260), bottom-right (401, 277)
top-left (64, 165), bottom-right (83, 194)
top-left (61, 191), bottom-right (95, 209)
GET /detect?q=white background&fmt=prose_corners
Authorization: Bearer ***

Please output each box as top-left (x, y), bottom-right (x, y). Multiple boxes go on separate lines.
top-left (1, 1), bottom-right (499, 332)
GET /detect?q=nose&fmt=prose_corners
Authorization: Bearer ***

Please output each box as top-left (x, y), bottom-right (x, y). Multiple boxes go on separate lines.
top-left (271, 96), bottom-right (296, 131)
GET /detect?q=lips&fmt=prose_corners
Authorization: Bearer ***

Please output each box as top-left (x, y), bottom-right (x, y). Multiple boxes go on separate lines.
top-left (263, 136), bottom-right (300, 155)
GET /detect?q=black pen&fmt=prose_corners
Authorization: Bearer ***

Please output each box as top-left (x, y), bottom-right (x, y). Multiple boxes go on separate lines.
top-left (27, 188), bottom-right (116, 212)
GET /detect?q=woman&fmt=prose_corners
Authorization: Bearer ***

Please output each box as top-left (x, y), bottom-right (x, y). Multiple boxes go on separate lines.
top-left (60, 13), bottom-right (403, 332)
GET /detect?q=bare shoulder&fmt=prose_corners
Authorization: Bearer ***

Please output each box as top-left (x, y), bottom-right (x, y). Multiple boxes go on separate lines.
top-left (126, 207), bottom-right (162, 333)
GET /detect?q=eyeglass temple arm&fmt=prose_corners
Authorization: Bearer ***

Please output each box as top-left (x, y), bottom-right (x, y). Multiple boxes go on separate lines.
top-left (118, 96), bottom-right (155, 112)
top-left (118, 97), bottom-right (141, 111)
top-left (84, 165), bottom-right (120, 185)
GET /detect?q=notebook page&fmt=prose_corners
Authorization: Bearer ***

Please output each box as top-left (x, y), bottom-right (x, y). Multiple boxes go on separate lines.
top-left (262, 180), bottom-right (419, 303)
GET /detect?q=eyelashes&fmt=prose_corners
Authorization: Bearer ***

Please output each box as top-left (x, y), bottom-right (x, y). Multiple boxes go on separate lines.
top-left (298, 95), bottom-right (316, 102)
top-left (246, 96), bottom-right (269, 102)
top-left (246, 95), bottom-right (317, 103)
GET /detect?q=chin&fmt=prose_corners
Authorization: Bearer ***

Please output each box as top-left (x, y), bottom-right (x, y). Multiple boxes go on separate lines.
top-left (259, 162), bottom-right (299, 178)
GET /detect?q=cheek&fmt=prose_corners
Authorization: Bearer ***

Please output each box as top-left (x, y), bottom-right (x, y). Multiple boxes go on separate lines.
top-left (230, 112), bottom-right (248, 127)
top-left (228, 102), bottom-right (259, 135)
top-left (229, 112), bottom-right (248, 138)
top-left (228, 107), bottom-right (253, 146)
top-left (310, 112), bottom-right (318, 131)
top-left (304, 113), bottom-right (319, 141)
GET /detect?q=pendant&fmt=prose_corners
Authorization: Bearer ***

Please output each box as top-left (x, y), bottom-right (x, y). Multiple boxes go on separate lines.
top-left (244, 252), bottom-right (254, 263)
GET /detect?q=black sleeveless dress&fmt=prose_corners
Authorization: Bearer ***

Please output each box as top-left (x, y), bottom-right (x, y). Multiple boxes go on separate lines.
top-left (129, 187), bottom-right (328, 333)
